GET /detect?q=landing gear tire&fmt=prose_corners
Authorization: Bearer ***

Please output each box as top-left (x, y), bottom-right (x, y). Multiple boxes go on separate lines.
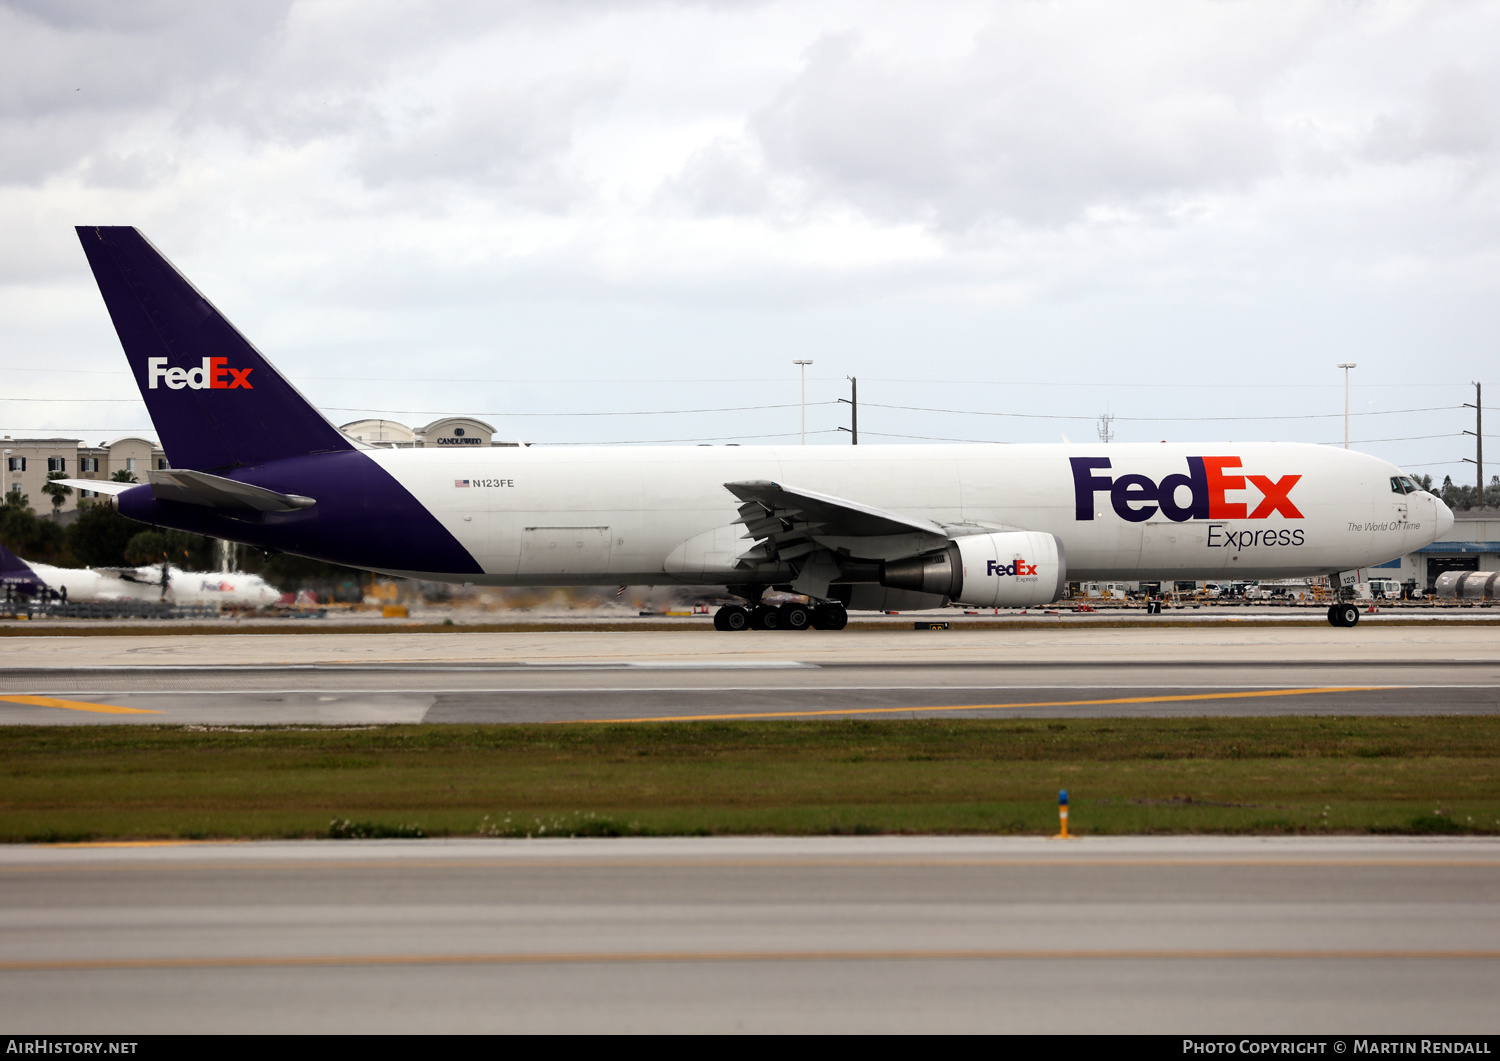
top-left (811, 603), bottom-right (848, 630)
top-left (779, 602), bottom-right (813, 630)
top-left (1327, 602), bottom-right (1360, 628)
top-left (749, 605), bottom-right (781, 630)
top-left (714, 605), bottom-right (750, 631)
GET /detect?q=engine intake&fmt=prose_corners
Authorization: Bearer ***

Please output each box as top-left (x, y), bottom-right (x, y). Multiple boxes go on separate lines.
top-left (880, 531), bottom-right (1067, 608)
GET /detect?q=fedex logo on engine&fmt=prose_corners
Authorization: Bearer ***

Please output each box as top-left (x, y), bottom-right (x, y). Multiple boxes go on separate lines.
top-left (986, 559), bottom-right (1038, 577)
top-left (146, 357), bottom-right (253, 390)
top-left (1070, 457), bottom-right (1302, 523)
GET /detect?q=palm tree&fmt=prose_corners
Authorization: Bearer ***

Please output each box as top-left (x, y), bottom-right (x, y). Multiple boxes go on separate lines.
top-left (110, 469), bottom-right (138, 484)
top-left (41, 473), bottom-right (72, 520)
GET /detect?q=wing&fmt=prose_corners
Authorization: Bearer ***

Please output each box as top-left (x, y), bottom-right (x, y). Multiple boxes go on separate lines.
top-left (723, 480), bottom-right (952, 566)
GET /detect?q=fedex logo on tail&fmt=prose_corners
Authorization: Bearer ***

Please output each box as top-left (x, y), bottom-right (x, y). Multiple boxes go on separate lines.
top-left (1070, 457), bottom-right (1302, 523)
top-left (147, 357), bottom-right (253, 390)
top-left (986, 559), bottom-right (1038, 577)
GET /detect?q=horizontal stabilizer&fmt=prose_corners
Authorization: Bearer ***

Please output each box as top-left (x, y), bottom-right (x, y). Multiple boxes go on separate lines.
top-left (147, 469), bottom-right (315, 512)
top-left (51, 478), bottom-right (135, 497)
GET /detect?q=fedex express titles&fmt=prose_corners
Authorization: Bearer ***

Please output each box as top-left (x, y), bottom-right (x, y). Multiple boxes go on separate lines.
top-left (1071, 456), bottom-right (1306, 547)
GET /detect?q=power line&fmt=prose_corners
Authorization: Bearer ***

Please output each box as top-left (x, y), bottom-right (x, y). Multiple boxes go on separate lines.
top-left (550, 430), bottom-right (842, 445)
top-left (1338, 433), bottom-right (1464, 444)
top-left (323, 402), bottom-right (838, 418)
top-left (0, 365), bottom-right (1480, 389)
top-left (0, 429), bottom-right (158, 433)
top-left (0, 368), bottom-right (826, 385)
top-left (860, 431), bottom-right (1003, 444)
top-left (0, 398), bottom-right (839, 417)
top-left (0, 396), bottom-right (1460, 425)
top-left (861, 402), bottom-right (1459, 423)
top-left (860, 378), bottom-right (1469, 390)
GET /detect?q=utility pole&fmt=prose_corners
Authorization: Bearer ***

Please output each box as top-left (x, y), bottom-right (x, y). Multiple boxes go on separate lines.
top-left (1464, 381), bottom-right (1483, 504)
top-left (838, 376), bottom-right (858, 445)
top-left (1337, 363), bottom-right (1357, 448)
top-left (793, 360), bottom-right (813, 444)
top-left (1096, 411), bottom-right (1114, 444)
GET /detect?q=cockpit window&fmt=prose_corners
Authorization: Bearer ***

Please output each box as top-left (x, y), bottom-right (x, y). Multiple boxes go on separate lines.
top-left (1390, 476), bottom-right (1419, 495)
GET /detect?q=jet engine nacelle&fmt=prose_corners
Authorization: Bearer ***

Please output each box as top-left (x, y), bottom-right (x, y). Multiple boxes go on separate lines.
top-left (879, 531), bottom-right (1067, 608)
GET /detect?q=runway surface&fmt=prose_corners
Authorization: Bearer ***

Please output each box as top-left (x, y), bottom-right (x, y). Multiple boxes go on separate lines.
top-left (1, 835), bottom-right (1495, 1033)
top-left (3, 627), bottom-right (1500, 723)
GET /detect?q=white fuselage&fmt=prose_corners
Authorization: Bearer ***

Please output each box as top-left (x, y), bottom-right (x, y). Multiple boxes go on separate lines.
top-left (25, 562), bottom-right (280, 606)
top-left (362, 441), bottom-right (1451, 585)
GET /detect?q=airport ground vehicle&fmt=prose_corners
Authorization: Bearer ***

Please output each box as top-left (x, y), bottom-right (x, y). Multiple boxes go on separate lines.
top-left (61, 227), bottom-right (1454, 630)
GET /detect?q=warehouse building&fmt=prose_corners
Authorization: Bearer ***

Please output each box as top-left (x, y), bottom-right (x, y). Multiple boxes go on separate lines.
top-left (1383, 509), bottom-right (1500, 593)
top-left (338, 418), bottom-right (519, 448)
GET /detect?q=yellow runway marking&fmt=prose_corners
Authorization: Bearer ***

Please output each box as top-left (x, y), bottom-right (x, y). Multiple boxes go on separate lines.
top-left (47, 841), bottom-right (240, 849)
top-left (579, 685), bottom-right (1389, 723)
top-left (0, 695), bottom-right (160, 715)
top-left (4, 856), bottom-right (1496, 875)
top-left (1, 948), bottom-right (1495, 972)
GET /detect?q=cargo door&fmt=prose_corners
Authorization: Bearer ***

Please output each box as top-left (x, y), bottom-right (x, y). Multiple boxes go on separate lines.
top-left (518, 525), bottom-right (613, 577)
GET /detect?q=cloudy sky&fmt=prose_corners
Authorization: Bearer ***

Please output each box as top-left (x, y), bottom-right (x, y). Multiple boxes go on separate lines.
top-left (2, 0), bottom-right (1497, 477)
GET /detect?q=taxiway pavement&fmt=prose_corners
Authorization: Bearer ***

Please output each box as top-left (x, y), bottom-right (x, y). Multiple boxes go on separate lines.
top-left (2, 627), bottom-right (1499, 723)
top-left (1, 835), bottom-right (1495, 1033)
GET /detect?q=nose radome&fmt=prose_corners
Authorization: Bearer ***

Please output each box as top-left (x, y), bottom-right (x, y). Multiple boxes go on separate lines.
top-left (1434, 495), bottom-right (1455, 539)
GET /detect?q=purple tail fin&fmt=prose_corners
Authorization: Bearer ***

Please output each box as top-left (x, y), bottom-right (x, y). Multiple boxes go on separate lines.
top-left (0, 544), bottom-right (47, 597)
top-left (75, 227), bottom-right (354, 473)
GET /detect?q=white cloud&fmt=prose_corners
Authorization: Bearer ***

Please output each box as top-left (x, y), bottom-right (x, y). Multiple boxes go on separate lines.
top-left (0, 0), bottom-right (1497, 468)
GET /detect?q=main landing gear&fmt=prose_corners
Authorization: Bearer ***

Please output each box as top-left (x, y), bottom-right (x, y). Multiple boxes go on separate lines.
top-left (1326, 602), bottom-right (1360, 628)
top-left (713, 601), bottom-right (848, 631)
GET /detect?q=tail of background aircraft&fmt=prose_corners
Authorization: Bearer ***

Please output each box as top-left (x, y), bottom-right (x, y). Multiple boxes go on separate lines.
top-left (75, 226), bottom-right (354, 473)
top-left (0, 544), bottom-right (47, 596)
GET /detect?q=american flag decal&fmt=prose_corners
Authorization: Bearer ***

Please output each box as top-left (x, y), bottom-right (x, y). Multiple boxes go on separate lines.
top-left (454, 479), bottom-right (470, 488)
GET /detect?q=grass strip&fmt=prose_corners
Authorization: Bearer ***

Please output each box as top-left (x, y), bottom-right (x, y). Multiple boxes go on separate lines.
top-left (2, 716), bottom-right (1497, 842)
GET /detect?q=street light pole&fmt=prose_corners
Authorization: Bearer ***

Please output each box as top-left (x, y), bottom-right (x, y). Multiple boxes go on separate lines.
top-left (793, 360), bottom-right (813, 445)
top-left (1337, 363), bottom-right (1357, 448)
